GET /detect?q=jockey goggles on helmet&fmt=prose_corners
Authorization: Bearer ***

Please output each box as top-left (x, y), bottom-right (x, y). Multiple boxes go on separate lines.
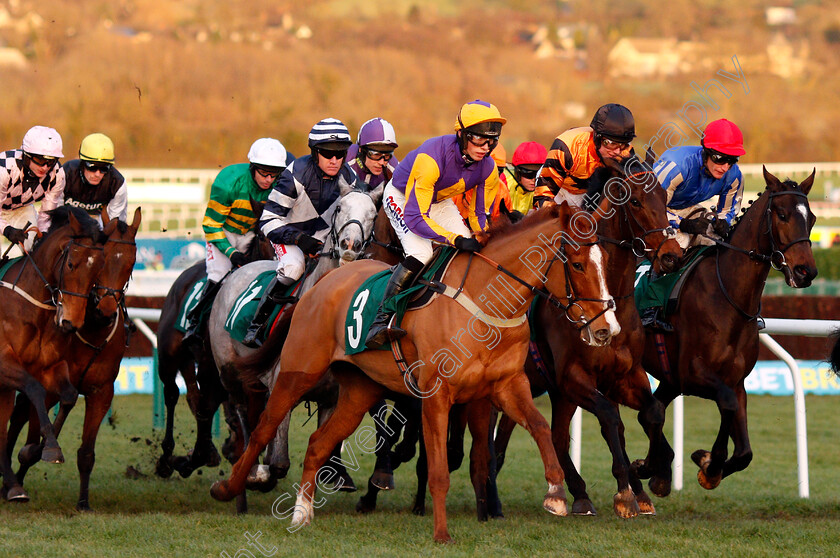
top-left (364, 148), bottom-right (393, 162)
top-left (28, 154), bottom-right (59, 168)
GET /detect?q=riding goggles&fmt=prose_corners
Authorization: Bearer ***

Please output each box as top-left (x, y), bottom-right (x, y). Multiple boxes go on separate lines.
top-left (29, 154), bottom-right (59, 168)
top-left (365, 149), bottom-right (393, 162)
top-left (600, 137), bottom-right (630, 151)
top-left (707, 151), bottom-right (739, 166)
top-left (516, 167), bottom-right (540, 179)
top-left (84, 161), bottom-right (112, 173)
top-left (317, 148), bottom-right (348, 160)
top-left (465, 132), bottom-right (499, 150)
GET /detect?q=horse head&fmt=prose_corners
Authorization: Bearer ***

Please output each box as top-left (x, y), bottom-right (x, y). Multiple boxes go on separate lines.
top-left (758, 166), bottom-right (817, 288)
top-left (331, 188), bottom-right (378, 265)
top-left (94, 207), bottom-right (141, 319)
top-left (37, 207), bottom-right (106, 332)
top-left (244, 198), bottom-right (275, 262)
top-left (592, 151), bottom-right (682, 274)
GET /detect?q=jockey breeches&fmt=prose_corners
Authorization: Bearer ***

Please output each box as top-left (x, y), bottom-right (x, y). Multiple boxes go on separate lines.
top-left (270, 242), bottom-right (305, 284)
top-left (205, 231), bottom-right (255, 282)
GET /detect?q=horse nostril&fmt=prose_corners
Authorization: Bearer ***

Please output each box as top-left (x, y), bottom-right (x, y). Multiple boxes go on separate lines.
top-left (594, 328), bottom-right (610, 342)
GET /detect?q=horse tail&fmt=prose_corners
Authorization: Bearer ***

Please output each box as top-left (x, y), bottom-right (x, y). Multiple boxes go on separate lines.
top-left (235, 304), bottom-right (296, 390)
top-left (830, 328), bottom-right (840, 378)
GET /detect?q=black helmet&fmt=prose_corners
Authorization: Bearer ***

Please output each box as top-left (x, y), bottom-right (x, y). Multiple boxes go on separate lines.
top-left (590, 103), bottom-right (636, 143)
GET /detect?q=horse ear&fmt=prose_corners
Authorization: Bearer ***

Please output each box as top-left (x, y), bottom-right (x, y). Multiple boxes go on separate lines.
top-left (339, 178), bottom-right (357, 197)
top-left (799, 168), bottom-right (816, 196)
top-left (130, 206), bottom-right (142, 233)
top-left (645, 147), bottom-right (656, 167)
top-left (763, 165), bottom-right (783, 191)
top-left (250, 197), bottom-right (264, 221)
top-left (68, 209), bottom-right (83, 235)
top-left (368, 183), bottom-right (385, 208)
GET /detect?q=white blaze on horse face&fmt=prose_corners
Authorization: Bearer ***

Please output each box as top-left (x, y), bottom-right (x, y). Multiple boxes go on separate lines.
top-left (87, 256), bottom-right (96, 267)
top-left (796, 203), bottom-right (808, 223)
top-left (589, 246), bottom-right (621, 337)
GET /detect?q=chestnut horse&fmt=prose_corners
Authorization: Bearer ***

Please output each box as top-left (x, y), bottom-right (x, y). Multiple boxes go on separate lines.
top-left (8, 208), bottom-right (141, 508)
top-left (636, 167), bottom-right (817, 490)
top-left (0, 206), bottom-right (106, 501)
top-left (493, 153), bottom-right (683, 517)
top-left (212, 202), bottom-right (621, 542)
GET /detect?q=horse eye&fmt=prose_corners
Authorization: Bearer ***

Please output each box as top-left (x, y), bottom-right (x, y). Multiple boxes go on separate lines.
top-left (777, 210), bottom-right (788, 221)
top-left (630, 198), bottom-right (642, 208)
top-left (572, 262), bottom-right (584, 272)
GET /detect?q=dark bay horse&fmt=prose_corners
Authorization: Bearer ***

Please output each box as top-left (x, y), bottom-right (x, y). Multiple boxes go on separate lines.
top-left (0, 207), bottom-right (106, 501)
top-left (211, 202), bottom-right (621, 543)
top-left (493, 153), bottom-right (683, 517)
top-left (637, 167), bottom-right (817, 491)
top-left (8, 208), bottom-right (141, 508)
top-left (155, 199), bottom-right (274, 479)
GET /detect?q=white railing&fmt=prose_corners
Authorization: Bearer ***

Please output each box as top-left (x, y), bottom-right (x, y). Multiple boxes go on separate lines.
top-left (570, 318), bottom-right (840, 498)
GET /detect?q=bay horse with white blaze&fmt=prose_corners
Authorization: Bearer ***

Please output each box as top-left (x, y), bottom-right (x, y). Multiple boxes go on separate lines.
top-left (212, 202), bottom-right (620, 543)
top-left (636, 167), bottom-right (817, 490)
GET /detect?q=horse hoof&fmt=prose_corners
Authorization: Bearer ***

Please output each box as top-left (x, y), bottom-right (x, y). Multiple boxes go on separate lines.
top-left (355, 498), bottom-right (376, 514)
top-left (571, 498), bottom-right (597, 516)
top-left (210, 480), bottom-right (236, 502)
top-left (543, 484), bottom-right (568, 517)
top-left (269, 465), bottom-right (289, 481)
top-left (649, 476), bottom-right (672, 498)
top-left (76, 500), bottom-right (92, 512)
top-left (173, 456), bottom-right (195, 478)
top-left (697, 469), bottom-right (722, 490)
top-left (5, 486), bottom-right (29, 503)
top-left (41, 446), bottom-right (64, 464)
top-left (370, 471), bottom-right (394, 491)
top-left (245, 465), bottom-right (272, 490)
top-left (336, 475), bottom-right (357, 493)
top-left (613, 489), bottom-right (640, 519)
top-left (155, 458), bottom-right (174, 479)
top-left (635, 491), bottom-right (656, 516)
top-left (691, 449), bottom-right (712, 468)
top-left (412, 504), bottom-right (426, 516)
top-left (434, 531), bottom-right (454, 544)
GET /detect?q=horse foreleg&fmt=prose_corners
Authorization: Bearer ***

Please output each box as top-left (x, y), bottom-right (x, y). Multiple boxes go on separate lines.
top-left (465, 398), bottom-right (493, 522)
top-left (317, 404), bottom-right (356, 492)
top-left (493, 411), bottom-right (517, 474)
top-left (549, 396), bottom-right (596, 516)
top-left (154, 353), bottom-right (185, 478)
top-left (421, 385), bottom-right (455, 543)
top-left (291, 371), bottom-right (385, 530)
top-left (19, 374), bottom-right (63, 464)
top-left (76, 385), bottom-right (114, 511)
top-left (447, 404), bottom-right (467, 473)
top-left (15, 403), bottom-right (45, 484)
top-left (210, 369), bottom-right (324, 502)
top-left (627, 370), bottom-right (673, 499)
top-left (7, 393), bottom-right (32, 461)
top-left (391, 397), bottom-right (422, 466)
top-left (720, 386), bottom-right (752, 481)
top-left (412, 428), bottom-right (428, 516)
top-left (368, 399), bottom-right (395, 490)
top-left (493, 375), bottom-right (567, 518)
top-left (0, 389), bottom-right (28, 502)
top-left (692, 382), bottom-right (739, 490)
top-left (266, 410), bottom-right (291, 480)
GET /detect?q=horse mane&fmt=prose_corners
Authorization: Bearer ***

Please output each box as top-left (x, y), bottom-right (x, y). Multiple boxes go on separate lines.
top-left (479, 203), bottom-right (564, 244)
top-left (731, 177), bottom-right (802, 232)
top-left (32, 206), bottom-right (103, 251)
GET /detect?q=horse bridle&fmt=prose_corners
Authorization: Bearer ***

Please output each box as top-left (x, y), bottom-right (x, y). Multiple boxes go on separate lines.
top-left (713, 189), bottom-right (812, 320)
top-left (50, 237), bottom-right (105, 308)
top-left (90, 236), bottom-right (137, 308)
top-left (324, 199), bottom-right (374, 259)
top-left (471, 238), bottom-right (616, 331)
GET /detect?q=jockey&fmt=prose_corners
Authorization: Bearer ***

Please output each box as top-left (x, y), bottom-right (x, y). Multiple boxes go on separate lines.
top-left (640, 119), bottom-right (745, 332)
top-left (183, 137), bottom-right (290, 345)
top-left (365, 99), bottom-right (505, 349)
top-left (454, 142), bottom-right (514, 224)
top-left (533, 103), bottom-right (635, 208)
top-left (509, 141), bottom-right (548, 215)
top-left (0, 126), bottom-right (65, 254)
top-left (61, 133), bottom-right (127, 227)
top-left (654, 118), bottom-right (745, 249)
top-left (346, 117), bottom-right (399, 194)
top-left (242, 118), bottom-right (359, 347)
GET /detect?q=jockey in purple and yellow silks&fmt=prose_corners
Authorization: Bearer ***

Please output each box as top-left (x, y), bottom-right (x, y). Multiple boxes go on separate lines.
top-left (365, 100), bottom-right (506, 349)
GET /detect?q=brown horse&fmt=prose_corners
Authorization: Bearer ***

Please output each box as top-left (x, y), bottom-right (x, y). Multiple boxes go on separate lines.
top-left (0, 206), bottom-right (106, 501)
top-left (8, 208), bottom-right (141, 509)
top-left (493, 153), bottom-right (683, 517)
top-left (636, 167), bottom-right (817, 490)
top-left (211, 202), bottom-right (621, 542)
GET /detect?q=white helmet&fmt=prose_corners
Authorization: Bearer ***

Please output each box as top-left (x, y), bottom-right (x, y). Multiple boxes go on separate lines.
top-left (247, 138), bottom-right (288, 169)
top-left (21, 125), bottom-right (64, 158)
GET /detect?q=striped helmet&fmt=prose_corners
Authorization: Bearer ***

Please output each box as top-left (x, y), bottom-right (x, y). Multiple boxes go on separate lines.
top-left (308, 118), bottom-right (352, 151)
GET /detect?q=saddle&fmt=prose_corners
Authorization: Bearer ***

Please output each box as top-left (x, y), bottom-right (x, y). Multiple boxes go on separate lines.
top-left (634, 246), bottom-right (712, 315)
top-left (224, 270), bottom-right (302, 344)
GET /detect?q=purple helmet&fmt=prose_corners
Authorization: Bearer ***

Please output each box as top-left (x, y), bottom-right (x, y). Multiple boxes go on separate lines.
top-left (357, 117), bottom-right (398, 150)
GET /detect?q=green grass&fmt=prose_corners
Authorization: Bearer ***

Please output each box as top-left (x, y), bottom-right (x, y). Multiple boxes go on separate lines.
top-left (2, 394), bottom-right (840, 557)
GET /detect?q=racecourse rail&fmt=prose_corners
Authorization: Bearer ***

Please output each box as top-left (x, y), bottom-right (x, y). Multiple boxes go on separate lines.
top-left (125, 307), bottom-right (836, 499)
top-left (120, 163), bottom-right (840, 237)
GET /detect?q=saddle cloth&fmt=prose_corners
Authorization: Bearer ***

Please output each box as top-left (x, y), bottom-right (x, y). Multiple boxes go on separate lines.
top-left (224, 270), bottom-right (301, 344)
top-left (344, 247), bottom-right (456, 355)
top-left (634, 246), bottom-right (712, 314)
top-left (174, 277), bottom-right (210, 333)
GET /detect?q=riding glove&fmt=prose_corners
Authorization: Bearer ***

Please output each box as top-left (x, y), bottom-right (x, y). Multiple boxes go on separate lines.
top-left (678, 217), bottom-right (711, 235)
top-left (296, 234), bottom-right (324, 256)
top-left (3, 225), bottom-right (26, 244)
top-left (454, 236), bottom-right (482, 253)
top-left (229, 251), bottom-right (247, 268)
top-left (712, 218), bottom-right (731, 238)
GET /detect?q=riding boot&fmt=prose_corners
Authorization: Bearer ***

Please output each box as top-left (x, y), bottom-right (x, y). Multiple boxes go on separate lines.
top-left (365, 257), bottom-right (424, 349)
top-left (242, 276), bottom-right (295, 348)
top-left (182, 279), bottom-right (221, 349)
top-left (638, 270), bottom-right (674, 333)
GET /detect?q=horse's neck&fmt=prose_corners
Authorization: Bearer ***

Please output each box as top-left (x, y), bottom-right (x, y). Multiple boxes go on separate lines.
top-left (599, 209), bottom-right (636, 292)
top-left (300, 255), bottom-right (339, 294)
top-left (716, 194), bottom-right (773, 315)
top-left (18, 241), bottom-right (61, 295)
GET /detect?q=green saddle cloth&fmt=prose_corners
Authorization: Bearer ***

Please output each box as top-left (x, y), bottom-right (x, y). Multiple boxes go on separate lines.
top-left (224, 271), bottom-right (300, 344)
top-left (0, 256), bottom-right (21, 281)
top-left (634, 247), bottom-right (711, 313)
top-left (174, 277), bottom-right (210, 333)
top-left (345, 247), bottom-right (456, 355)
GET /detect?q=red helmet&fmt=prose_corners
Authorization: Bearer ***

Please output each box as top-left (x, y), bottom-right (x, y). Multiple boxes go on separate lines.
top-left (702, 119), bottom-right (745, 156)
top-left (511, 141), bottom-right (547, 166)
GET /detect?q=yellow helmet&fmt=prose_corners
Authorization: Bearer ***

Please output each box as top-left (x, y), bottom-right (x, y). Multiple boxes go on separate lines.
top-left (454, 100), bottom-right (507, 136)
top-left (79, 133), bottom-right (115, 163)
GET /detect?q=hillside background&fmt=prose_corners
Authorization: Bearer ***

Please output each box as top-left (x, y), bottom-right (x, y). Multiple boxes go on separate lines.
top-left (0, 0), bottom-right (838, 167)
